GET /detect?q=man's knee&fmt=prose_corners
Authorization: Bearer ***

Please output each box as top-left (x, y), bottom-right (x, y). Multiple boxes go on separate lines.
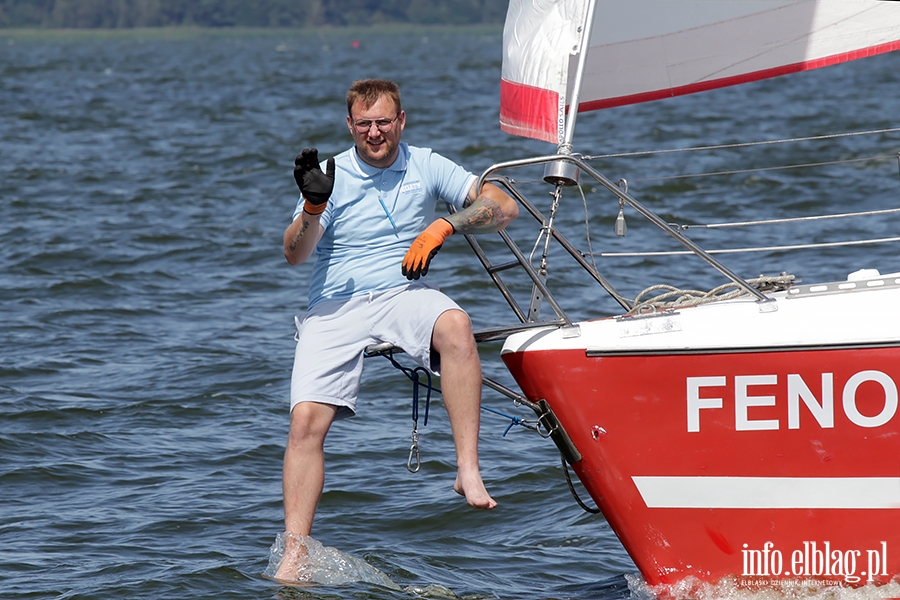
top-left (432, 309), bottom-right (477, 356)
top-left (434, 308), bottom-right (472, 336)
top-left (288, 402), bottom-right (336, 447)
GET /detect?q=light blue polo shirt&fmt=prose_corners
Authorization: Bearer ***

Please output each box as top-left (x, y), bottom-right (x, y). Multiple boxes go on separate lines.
top-left (292, 143), bottom-right (476, 307)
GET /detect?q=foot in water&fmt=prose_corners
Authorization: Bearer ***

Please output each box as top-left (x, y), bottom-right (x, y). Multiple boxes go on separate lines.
top-left (454, 466), bottom-right (497, 510)
top-left (274, 532), bottom-right (311, 583)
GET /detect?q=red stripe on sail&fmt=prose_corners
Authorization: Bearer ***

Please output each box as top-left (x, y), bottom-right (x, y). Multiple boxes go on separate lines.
top-left (499, 78), bottom-right (558, 143)
top-left (576, 40), bottom-right (900, 113)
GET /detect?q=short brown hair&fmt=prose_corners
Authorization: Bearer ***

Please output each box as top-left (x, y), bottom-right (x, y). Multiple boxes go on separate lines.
top-left (346, 79), bottom-right (402, 116)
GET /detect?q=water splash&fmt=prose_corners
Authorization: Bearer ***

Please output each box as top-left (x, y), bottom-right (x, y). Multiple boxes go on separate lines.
top-left (264, 532), bottom-right (400, 589)
top-left (627, 574), bottom-right (900, 600)
top-left (404, 584), bottom-right (462, 598)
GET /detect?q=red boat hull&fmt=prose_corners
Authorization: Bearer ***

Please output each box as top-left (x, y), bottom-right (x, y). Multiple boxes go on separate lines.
top-left (502, 344), bottom-right (900, 587)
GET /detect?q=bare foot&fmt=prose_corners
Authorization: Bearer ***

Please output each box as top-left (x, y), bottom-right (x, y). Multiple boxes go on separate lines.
top-left (274, 532), bottom-right (311, 583)
top-left (453, 466), bottom-right (497, 510)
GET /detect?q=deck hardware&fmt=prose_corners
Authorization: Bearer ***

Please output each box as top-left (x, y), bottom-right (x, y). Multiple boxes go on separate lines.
top-left (535, 399), bottom-right (582, 464)
top-left (561, 324), bottom-right (582, 338)
top-left (407, 429), bottom-right (421, 473)
top-left (543, 159), bottom-right (580, 187)
top-left (591, 425), bottom-right (607, 440)
top-left (757, 297), bottom-right (778, 313)
top-left (615, 199), bottom-right (627, 237)
top-left (787, 275), bottom-right (900, 298)
top-left (528, 185), bottom-right (564, 321)
top-left (615, 179), bottom-right (628, 237)
top-left (527, 272), bottom-right (546, 322)
top-left (363, 346), bottom-right (435, 474)
top-left (406, 366), bottom-right (431, 473)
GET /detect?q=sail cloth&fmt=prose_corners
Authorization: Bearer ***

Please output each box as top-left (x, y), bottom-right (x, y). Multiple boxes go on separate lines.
top-left (500, 0), bottom-right (900, 144)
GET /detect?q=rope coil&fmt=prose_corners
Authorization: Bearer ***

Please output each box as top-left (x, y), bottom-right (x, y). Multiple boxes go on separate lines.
top-left (628, 274), bottom-right (795, 315)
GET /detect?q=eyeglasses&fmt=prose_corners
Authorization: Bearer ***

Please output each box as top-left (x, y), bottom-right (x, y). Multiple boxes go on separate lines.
top-left (352, 115), bottom-right (399, 133)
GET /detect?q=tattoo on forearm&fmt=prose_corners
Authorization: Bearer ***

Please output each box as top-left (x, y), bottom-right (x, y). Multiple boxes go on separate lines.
top-left (289, 219), bottom-right (311, 253)
top-left (449, 195), bottom-right (506, 234)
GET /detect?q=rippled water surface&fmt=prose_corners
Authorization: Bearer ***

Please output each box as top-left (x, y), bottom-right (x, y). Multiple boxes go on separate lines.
top-left (2, 27), bottom-right (900, 600)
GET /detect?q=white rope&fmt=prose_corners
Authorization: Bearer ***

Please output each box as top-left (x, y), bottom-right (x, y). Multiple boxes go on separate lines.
top-left (628, 275), bottom-right (796, 315)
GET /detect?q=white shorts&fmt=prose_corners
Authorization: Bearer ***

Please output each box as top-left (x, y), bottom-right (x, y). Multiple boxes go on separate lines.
top-left (290, 283), bottom-right (464, 419)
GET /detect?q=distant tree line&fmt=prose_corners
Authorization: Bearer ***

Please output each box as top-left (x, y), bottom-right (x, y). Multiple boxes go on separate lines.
top-left (0, 0), bottom-right (508, 28)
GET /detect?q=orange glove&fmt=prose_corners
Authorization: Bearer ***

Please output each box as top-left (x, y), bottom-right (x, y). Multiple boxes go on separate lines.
top-left (402, 218), bottom-right (454, 280)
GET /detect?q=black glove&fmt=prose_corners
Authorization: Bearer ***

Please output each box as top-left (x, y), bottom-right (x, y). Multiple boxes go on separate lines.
top-left (293, 148), bottom-right (335, 207)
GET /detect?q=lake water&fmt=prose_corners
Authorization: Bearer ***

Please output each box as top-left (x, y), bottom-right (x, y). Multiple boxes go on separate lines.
top-left (2, 26), bottom-right (900, 600)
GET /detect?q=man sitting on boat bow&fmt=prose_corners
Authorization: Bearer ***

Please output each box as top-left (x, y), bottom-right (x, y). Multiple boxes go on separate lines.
top-left (276, 78), bottom-right (517, 581)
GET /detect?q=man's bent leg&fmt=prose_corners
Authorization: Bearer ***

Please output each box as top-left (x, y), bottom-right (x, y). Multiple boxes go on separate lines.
top-left (431, 309), bottom-right (497, 510)
top-left (276, 401), bottom-right (338, 581)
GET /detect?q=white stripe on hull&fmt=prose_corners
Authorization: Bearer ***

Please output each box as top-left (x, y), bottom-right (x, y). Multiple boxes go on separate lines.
top-left (633, 476), bottom-right (900, 509)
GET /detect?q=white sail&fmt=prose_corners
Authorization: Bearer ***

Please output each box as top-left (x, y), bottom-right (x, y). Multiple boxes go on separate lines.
top-left (501, 0), bottom-right (900, 144)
